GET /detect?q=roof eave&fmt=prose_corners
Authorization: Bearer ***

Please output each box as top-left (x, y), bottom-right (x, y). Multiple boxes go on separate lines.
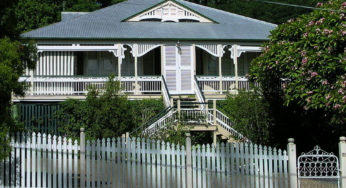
top-left (21, 36), bottom-right (270, 42)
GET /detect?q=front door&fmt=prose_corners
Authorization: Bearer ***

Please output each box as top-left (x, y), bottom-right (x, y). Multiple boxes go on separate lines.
top-left (164, 45), bottom-right (193, 94)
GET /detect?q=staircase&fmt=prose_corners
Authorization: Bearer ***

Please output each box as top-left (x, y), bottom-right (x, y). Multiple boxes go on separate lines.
top-left (141, 104), bottom-right (248, 142)
top-left (136, 76), bottom-right (249, 142)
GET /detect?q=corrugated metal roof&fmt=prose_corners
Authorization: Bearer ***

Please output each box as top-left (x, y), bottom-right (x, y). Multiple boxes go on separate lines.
top-left (21, 0), bottom-right (277, 41)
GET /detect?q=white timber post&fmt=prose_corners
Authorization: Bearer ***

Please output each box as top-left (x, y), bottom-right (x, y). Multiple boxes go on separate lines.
top-left (186, 133), bottom-right (192, 188)
top-left (205, 99), bottom-right (209, 122)
top-left (213, 131), bottom-right (217, 147)
top-left (117, 44), bottom-right (122, 81)
top-left (161, 45), bottom-right (164, 76)
top-left (30, 69), bottom-right (34, 95)
top-left (213, 99), bottom-right (216, 125)
top-left (287, 138), bottom-right (297, 188)
top-left (233, 45), bottom-right (239, 89)
top-left (170, 97), bottom-right (174, 107)
top-left (80, 128), bottom-right (86, 188)
top-left (339, 136), bottom-right (346, 188)
top-left (192, 44), bottom-right (196, 75)
top-left (213, 99), bottom-right (217, 146)
top-left (218, 44), bottom-right (223, 94)
top-left (177, 99), bottom-right (181, 119)
top-left (133, 44), bottom-right (139, 94)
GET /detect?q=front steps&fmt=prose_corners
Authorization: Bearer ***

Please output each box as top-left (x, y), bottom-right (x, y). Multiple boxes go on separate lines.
top-left (142, 96), bottom-right (249, 143)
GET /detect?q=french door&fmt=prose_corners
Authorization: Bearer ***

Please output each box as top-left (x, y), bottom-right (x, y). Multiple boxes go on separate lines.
top-left (164, 45), bottom-right (193, 94)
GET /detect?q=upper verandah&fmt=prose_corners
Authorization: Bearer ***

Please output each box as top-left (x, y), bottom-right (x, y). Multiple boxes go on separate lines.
top-left (20, 0), bottom-right (277, 41)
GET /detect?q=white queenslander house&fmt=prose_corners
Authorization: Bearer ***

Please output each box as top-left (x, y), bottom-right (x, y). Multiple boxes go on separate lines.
top-left (16, 0), bottom-right (276, 140)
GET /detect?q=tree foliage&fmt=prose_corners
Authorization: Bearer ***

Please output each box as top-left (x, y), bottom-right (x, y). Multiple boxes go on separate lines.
top-left (0, 38), bottom-right (37, 159)
top-left (218, 90), bottom-right (274, 145)
top-left (57, 76), bottom-right (165, 140)
top-left (250, 1), bottom-right (345, 123)
top-left (194, 0), bottom-right (327, 24)
top-left (15, 0), bottom-right (60, 34)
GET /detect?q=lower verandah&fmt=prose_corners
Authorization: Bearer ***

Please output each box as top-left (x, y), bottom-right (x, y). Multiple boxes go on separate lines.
top-left (19, 46), bottom-right (260, 96)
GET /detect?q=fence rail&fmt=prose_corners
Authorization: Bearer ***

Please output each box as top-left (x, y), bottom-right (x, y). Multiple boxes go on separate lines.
top-left (0, 132), bottom-right (289, 188)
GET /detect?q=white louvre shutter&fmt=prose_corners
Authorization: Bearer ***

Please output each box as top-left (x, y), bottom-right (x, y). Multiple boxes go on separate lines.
top-left (179, 46), bottom-right (193, 93)
top-left (34, 51), bottom-right (74, 76)
top-left (164, 46), bottom-right (178, 93)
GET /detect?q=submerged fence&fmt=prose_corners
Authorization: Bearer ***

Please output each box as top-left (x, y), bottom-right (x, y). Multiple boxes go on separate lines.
top-left (0, 131), bottom-right (289, 188)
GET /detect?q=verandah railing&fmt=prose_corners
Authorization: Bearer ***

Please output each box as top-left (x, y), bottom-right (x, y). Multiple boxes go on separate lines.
top-left (196, 76), bottom-right (260, 93)
top-left (18, 75), bottom-right (259, 96)
top-left (19, 76), bottom-right (162, 96)
top-left (0, 131), bottom-right (289, 188)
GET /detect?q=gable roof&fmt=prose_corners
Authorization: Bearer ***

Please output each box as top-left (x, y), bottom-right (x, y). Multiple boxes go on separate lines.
top-left (123, 0), bottom-right (216, 23)
top-left (21, 0), bottom-right (277, 41)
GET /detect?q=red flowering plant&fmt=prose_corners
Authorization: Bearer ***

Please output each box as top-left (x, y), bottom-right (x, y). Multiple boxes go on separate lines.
top-left (250, 0), bottom-right (346, 118)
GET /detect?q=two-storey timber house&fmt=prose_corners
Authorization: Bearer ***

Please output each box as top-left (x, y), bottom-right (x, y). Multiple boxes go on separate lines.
top-left (16, 0), bottom-right (277, 141)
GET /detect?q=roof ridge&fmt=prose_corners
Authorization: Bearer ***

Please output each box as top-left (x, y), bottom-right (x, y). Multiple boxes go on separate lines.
top-left (180, 0), bottom-right (277, 27)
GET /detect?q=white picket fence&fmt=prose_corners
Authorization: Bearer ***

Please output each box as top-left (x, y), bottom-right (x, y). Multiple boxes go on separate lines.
top-left (0, 132), bottom-right (289, 188)
top-left (0, 132), bottom-right (80, 188)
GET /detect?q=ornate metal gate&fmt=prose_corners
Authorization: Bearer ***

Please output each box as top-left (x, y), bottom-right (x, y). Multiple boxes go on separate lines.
top-left (298, 146), bottom-right (340, 188)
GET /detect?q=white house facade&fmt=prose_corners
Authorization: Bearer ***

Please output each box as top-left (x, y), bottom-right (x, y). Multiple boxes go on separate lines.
top-left (16, 0), bottom-right (276, 140)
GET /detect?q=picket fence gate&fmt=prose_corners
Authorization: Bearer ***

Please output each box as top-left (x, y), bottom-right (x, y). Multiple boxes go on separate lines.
top-left (0, 132), bottom-right (289, 188)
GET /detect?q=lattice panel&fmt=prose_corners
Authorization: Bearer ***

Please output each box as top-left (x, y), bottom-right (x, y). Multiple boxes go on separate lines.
top-left (196, 44), bottom-right (221, 57)
top-left (137, 44), bottom-right (161, 57)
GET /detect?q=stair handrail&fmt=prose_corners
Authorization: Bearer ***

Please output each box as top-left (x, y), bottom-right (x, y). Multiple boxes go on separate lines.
top-left (144, 110), bottom-right (178, 135)
top-left (131, 105), bottom-right (174, 135)
top-left (208, 108), bottom-right (250, 142)
top-left (194, 75), bottom-right (206, 110)
top-left (162, 75), bottom-right (171, 107)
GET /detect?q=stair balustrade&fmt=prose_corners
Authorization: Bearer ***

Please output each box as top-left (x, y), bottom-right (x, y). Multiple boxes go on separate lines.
top-left (140, 101), bottom-right (249, 142)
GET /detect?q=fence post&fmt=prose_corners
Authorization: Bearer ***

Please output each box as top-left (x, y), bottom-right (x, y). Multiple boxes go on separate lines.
top-left (287, 138), bottom-right (297, 188)
top-left (213, 132), bottom-right (217, 147)
top-left (339, 136), bottom-right (346, 188)
top-left (80, 128), bottom-right (86, 188)
top-left (186, 133), bottom-right (192, 188)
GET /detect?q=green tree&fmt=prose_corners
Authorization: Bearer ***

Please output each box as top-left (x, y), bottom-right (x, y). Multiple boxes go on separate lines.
top-left (0, 38), bottom-right (37, 159)
top-left (129, 99), bottom-right (165, 125)
top-left (57, 75), bottom-right (165, 140)
top-left (15, 0), bottom-right (60, 33)
top-left (207, 0), bottom-right (327, 24)
top-left (57, 75), bottom-right (136, 140)
top-left (66, 0), bottom-right (100, 12)
top-left (0, 0), bottom-right (21, 38)
top-left (250, 0), bottom-right (345, 122)
top-left (249, 0), bottom-right (345, 152)
top-left (218, 90), bottom-right (274, 145)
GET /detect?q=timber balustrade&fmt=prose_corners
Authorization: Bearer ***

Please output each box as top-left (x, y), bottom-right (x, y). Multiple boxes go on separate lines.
top-left (196, 76), bottom-right (259, 93)
top-left (18, 75), bottom-right (259, 97)
top-left (18, 76), bottom-right (162, 95)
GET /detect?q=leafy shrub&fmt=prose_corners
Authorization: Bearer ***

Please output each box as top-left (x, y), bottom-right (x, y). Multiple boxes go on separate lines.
top-left (218, 90), bottom-right (273, 145)
top-left (57, 75), bottom-right (165, 140)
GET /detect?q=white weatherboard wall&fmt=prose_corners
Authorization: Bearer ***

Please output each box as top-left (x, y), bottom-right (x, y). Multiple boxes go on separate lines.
top-left (34, 51), bottom-right (75, 76)
top-left (0, 132), bottom-right (290, 188)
